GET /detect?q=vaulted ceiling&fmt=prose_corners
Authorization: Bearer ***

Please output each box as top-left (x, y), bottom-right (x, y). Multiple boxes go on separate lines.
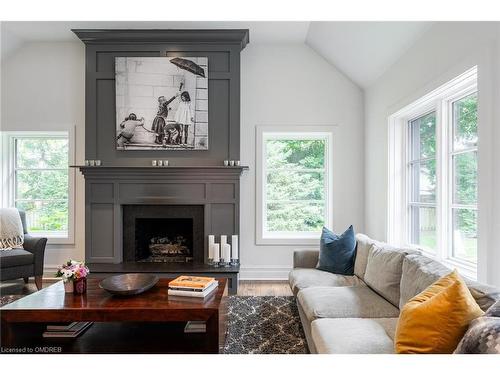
top-left (1, 21), bottom-right (433, 88)
top-left (306, 22), bottom-right (432, 87)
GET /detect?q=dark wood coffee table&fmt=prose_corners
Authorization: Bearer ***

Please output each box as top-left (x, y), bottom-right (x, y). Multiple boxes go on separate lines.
top-left (1, 278), bottom-right (228, 354)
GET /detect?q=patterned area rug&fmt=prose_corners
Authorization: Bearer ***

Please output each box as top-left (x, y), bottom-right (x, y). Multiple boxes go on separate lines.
top-left (1, 294), bottom-right (307, 354)
top-left (0, 295), bottom-right (23, 307)
top-left (224, 296), bottom-right (308, 354)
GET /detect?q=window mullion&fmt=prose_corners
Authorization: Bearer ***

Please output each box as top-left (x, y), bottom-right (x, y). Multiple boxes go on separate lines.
top-left (436, 98), bottom-right (449, 262)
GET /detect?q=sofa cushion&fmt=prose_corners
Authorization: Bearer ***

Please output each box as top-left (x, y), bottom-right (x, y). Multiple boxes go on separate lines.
top-left (395, 270), bottom-right (484, 354)
top-left (289, 268), bottom-right (365, 296)
top-left (0, 249), bottom-right (34, 268)
top-left (399, 253), bottom-right (500, 310)
top-left (311, 318), bottom-right (398, 354)
top-left (354, 233), bottom-right (380, 279)
top-left (317, 226), bottom-right (356, 275)
top-left (399, 253), bottom-right (450, 309)
top-left (297, 286), bottom-right (400, 322)
top-left (363, 244), bottom-right (409, 307)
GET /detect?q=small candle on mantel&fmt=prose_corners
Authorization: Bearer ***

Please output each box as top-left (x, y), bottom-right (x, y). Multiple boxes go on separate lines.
top-left (213, 243), bottom-right (220, 262)
top-left (231, 235), bottom-right (239, 260)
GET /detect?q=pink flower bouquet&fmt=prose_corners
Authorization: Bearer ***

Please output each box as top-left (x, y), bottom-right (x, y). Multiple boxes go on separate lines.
top-left (55, 260), bottom-right (89, 281)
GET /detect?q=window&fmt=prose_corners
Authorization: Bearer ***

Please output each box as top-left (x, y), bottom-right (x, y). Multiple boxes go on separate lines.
top-left (408, 111), bottom-right (437, 252)
top-left (256, 126), bottom-right (333, 245)
top-left (1, 131), bottom-right (74, 243)
top-left (450, 93), bottom-right (478, 263)
top-left (389, 67), bottom-right (478, 277)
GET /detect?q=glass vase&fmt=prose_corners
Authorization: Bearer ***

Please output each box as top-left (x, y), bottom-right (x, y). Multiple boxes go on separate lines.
top-left (64, 280), bottom-right (74, 293)
top-left (73, 277), bottom-right (87, 295)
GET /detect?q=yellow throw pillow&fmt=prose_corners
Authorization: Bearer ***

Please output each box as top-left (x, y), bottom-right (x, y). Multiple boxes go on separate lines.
top-left (395, 270), bottom-right (484, 354)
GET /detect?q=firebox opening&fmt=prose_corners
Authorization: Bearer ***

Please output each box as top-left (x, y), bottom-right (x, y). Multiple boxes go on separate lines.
top-left (135, 218), bottom-right (194, 262)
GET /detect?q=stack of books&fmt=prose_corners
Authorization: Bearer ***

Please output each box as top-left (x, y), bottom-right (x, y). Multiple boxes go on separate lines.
top-left (168, 276), bottom-right (218, 298)
top-left (43, 322), bottom-right (93, 338)
top-left (184, 321), bottom-right (206, 333)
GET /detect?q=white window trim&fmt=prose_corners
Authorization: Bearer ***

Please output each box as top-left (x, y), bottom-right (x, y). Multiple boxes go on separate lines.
top-left (388, 66), bottom-right (478, 279)
top-left (255, 125), bottom-right (335, 245)
top-left (1, 129), bottom-right (76, 245)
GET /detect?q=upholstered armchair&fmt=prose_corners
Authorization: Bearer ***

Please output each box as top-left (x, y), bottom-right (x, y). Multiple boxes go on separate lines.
top-left (0, 210), bottom-right (47, 289)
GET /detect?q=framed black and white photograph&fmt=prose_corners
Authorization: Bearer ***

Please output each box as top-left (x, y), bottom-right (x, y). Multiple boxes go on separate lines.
top-left (115, 56), bottom-right (208, 150)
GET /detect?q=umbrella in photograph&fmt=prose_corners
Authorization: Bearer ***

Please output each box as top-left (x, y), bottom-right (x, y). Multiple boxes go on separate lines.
top-left (170, 57), bottom-right (206, 78)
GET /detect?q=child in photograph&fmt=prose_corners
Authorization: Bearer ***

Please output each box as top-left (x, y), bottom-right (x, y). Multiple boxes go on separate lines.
top-left (152, 93), bottom-right (179, 144)
top-left (174, 91), bottom-right (194, 145)
top-left (116, 113), bottom-right (144, 147)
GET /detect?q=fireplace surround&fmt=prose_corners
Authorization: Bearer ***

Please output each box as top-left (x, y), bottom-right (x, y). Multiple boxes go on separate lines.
top-left (77, 166), bottom-right (246, 294)
top-left (74, 29), bottom-right (249, 294)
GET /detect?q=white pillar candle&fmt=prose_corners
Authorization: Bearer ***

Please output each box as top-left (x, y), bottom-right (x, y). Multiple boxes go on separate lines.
top-left (222, 243), bottom-right (231, 262)
top-left (231, 235), bottom-right (239, 260)
top-left (208, 235), bottom-right (215, 259)
top-left (213, 243), bottom-right (220, 262)
top-left (220, 235), bottom-right (227, 246)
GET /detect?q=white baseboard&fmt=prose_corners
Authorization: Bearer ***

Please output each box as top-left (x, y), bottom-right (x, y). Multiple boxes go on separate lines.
top-left (239, 266), bottom-right (291, 280)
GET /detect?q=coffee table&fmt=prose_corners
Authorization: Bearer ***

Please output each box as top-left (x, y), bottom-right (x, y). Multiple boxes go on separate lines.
top-left (1, 278), bottom-right (228, 354)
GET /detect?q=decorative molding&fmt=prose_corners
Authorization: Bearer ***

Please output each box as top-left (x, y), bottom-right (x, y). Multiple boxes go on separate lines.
top-left (75, 166), bottom-right (248, 180)
top-left (72, 29), bottom-right (250, 50)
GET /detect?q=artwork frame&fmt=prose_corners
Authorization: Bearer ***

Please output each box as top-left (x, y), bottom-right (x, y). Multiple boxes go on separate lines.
top-left (115, 56), bottom-right (208, 151)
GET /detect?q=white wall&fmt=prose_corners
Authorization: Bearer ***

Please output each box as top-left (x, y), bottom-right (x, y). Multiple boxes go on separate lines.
top-left (1, 42), bottom-right (86, 272)
top-left (1, 42), bottom-right (365, 280)
top-left (240, 44), bottom-right (365, 279)
top-left (364, 22), bottom-right (500, 286)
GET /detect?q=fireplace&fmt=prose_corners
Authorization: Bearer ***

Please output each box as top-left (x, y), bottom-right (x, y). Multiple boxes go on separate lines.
top-left (78, 166), bottom-right (244, 294)
top-left (123, 205), bottom-right (205, 264)
top-left (135, 218), bottom-right (194, 262)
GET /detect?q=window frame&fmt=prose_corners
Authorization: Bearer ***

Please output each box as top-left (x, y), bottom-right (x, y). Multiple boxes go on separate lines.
top-left (255, 125), bottom-right (334, 245)
top-left (388, 67), bottom-right (478, 279)
top-left (444, 94), bottom-right (478, 270)
top-left (406, 110), bottom-right (438, 252)
top-left (1, 130), bottom-right (75, 244)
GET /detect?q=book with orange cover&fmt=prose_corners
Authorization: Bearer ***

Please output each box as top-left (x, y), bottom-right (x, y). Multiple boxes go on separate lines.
top-left (169, 275), bottom-right (215, 289)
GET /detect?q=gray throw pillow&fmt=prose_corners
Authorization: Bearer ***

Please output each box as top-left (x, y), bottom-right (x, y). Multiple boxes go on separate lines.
top-left (363, 244), bottom-right (407, 307)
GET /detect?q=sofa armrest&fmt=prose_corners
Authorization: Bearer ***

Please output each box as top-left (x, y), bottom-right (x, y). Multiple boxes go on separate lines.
top-left (23, 235), bottom-right (47, 276)
top-left (293, 250), bottom-right (319, 269)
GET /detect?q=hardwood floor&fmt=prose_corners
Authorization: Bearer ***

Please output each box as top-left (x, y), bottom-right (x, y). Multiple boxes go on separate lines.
top-left (237, 280), bottom-right (293, 296)
top-left (1, 279), bottom-right (293, 297)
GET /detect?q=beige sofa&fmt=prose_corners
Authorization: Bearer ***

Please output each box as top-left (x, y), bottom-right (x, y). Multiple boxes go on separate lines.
top-left (289, 233), bottom-right (499, 354)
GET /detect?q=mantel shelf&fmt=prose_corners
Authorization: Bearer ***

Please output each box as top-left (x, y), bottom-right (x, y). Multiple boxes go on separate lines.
top-left (73, 165), bottom-right (249, 180)
top-left (70, 165), bottom-right (249, 170)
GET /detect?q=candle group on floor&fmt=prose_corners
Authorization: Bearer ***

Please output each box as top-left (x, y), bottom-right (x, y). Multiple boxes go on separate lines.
top-left (208, 234), bottom-right (239, 264)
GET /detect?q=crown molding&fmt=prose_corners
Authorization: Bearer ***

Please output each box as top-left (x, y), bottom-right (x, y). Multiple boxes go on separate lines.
top-left (72, 29), bottom-right (249, 50)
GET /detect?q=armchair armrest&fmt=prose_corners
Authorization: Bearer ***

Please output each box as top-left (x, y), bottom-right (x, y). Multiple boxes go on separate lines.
top-left (23, 235), bottom-right (47, 276)
top-left (293, 250), bottom-right (319, 269)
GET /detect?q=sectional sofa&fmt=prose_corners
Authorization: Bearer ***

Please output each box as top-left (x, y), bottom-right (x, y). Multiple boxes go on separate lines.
top-left (288, 233), bottom-right (499, 354)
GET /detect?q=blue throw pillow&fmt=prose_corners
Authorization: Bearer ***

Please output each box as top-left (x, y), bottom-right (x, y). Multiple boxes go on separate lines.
top-left (316, 225), bottom-right (356, 275)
